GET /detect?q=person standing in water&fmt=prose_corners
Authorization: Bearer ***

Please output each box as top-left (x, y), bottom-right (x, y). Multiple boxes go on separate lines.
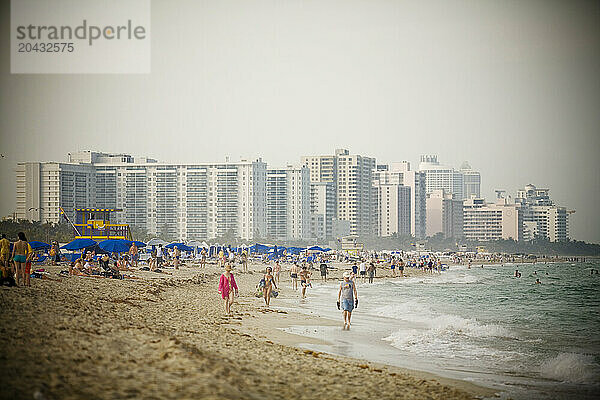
top-left (299, 266), bottom-right (311, 299)
top-left (218, 264), bottom-right (238, 315)
top-left (337, 272), bottom-right (358, 330)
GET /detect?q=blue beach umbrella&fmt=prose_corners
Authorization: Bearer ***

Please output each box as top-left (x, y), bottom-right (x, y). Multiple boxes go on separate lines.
top-left (98, 239), bottom-right (131, 253)
top-left (61, 238), bottom-right (97, 250)
top-left (308, 246), bottom-right (325, 252)
top-left (29, 241), bottom-right (51, 250)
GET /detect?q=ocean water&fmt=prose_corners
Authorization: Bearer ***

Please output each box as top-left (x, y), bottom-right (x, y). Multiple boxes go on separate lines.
top-left (278, 261), bottom-right (600, 399)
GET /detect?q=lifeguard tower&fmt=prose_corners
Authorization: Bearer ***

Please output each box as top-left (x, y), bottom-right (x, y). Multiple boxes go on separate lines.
top-left (72, 208), bottom-right (132, 240)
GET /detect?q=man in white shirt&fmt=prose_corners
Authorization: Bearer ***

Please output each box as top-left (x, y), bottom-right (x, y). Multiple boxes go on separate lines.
top-left (359, 260), bottom-right (367, 283)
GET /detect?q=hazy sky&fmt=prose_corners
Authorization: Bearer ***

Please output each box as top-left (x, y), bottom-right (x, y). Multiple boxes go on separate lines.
top-left (1, 0), bottom-right (599, 242)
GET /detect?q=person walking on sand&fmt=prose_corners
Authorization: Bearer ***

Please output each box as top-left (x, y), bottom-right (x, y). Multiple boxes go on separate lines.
top-left (337, 272), bottom-right (358, 330)
top-left (218, 264), bottom-right (238, 315)
top-left (320, 261), bottom-right (328, 281)
top-left (359, 260), bottom-right (367, 283)
top-left (299, 266), bottom-right (312, 299)
top-left (241, 250), bottom-right (248, 272)
top-left (156, 244), bottom-right (164, 268)
top-left (173, 246), bottom-right (181, 270)
top-left (274, 261), bottom-right (281, 285)
top-left (11, 232), bottom-right (30, 287)
top-left (263, 266), bottom-right (278, 307)
top-left (200, 248), bottom-right (207, 268)
top-left (390, 257), bottom-right (396, 277)
top-left (129, 242), bottom-right (139, 268)
top-left (367, 262), bottom-right (375, 284)
top-left (290, 263), bottom-right (299, 290)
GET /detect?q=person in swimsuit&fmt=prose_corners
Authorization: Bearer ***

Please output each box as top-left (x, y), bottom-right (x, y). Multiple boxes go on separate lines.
top-left (11, 232), bottom-right (30, 286)
top-left (241, 250), bottom-right (248, 272)
top-left (273, 261), bottom-right (281, 285)
top-left (263, 267), bottom-right (278, 307)
top-left (218, 264), bottom-right (238, 315)
top-left (390, 257), bottom-right (396, 277)
top-left (129, 243), bottom-right (139, 268)
top-left (398, 258), bottom-right (405, 277)
top-left (337, 272), bottom-right (358, 330)
top-left (290, 263), bottom-right (299, 290)
top-left (200, 248), bottom-right (207, 268)
top-left (320, 262), bottom-right (328, 281)
top-left (299, 266), bottom-right (311, 299)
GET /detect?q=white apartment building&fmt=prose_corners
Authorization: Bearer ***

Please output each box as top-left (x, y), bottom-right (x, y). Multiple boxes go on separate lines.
top-left (425, 189), bottom-right (464, 239)
top-left (419, 155), bottom-right (465, 200)
top-left (463, 197), bottom-right (522, 241)
top-left (266, 166), bottom-right (310, 241)
top-left (302, 149), bottom-right (376, 237)
top-left (375, 184), bottom-right (411, 237)
top-left (16, 152), bottom-right (267, 241)
top-left (460, 162), bottom-right (481, 199)
top-left (309, 182), bottom-right (336, 241)
top-left (373, 162), bottom-right (426, 239)
top-left (515, 184), bottom-right (569, 242)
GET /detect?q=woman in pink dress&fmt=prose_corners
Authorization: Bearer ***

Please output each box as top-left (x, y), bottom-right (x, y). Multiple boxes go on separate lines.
top-left (218, 264), bottom-right (238, 315)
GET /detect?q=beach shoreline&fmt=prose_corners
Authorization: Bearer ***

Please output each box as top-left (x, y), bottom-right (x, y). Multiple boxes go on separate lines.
top-left (0, 261), bottom-right (495, 400)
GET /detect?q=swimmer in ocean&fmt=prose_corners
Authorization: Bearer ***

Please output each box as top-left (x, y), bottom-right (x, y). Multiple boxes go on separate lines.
top-left (515, 269), bottom-right (519, 277)
top-left (535, 278), bottom-right (541, 284)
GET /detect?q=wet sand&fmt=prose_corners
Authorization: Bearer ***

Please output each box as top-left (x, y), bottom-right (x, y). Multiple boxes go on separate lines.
top-left (0, 260), bottom-right (494, 399)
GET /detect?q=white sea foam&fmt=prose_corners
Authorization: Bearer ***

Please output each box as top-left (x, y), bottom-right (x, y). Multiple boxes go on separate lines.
top-left (540, 353), bottom-right (600, 384)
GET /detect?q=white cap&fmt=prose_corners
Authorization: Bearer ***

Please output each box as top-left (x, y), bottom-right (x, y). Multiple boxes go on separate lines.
top-left (343, 272), bottom-right (350, 278)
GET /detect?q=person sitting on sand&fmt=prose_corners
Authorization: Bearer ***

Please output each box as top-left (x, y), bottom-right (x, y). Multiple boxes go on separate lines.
top-left (218, 264), bottom-right (238, 316)
top-left (337, 272), bottom-right (358, 330)
top-left (299, 266), bottom-right (311, 299)
top-left (263, 266), bottom-right (277, 307)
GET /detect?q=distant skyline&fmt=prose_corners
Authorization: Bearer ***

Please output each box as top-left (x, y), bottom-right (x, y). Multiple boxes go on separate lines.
top-left (1, 0), bottom-right (599, 242)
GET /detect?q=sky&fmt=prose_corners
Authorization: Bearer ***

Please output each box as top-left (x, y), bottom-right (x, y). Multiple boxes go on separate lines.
top-left (0, 0), bottom-right (599, 242)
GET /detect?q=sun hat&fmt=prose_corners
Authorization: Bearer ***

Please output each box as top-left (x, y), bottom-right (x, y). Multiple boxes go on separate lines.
top-left (224, 264), bottom-right (232, 271)
top-left (343, 272), bottom-right (350, 278)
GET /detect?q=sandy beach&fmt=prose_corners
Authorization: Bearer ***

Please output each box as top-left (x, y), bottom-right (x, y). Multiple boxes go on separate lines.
top-left (0, 261), bottom-right (493, 400)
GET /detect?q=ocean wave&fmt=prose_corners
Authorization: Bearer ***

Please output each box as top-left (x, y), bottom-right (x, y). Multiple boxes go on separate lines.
top-left (540, 353), bottom-right (600, 384)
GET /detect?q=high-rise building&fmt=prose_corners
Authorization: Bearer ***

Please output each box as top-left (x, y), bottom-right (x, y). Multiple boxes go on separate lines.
top-left (419, 155), bottom-right (464, 200)
top-left (16, 151), bottom-right (267, 241)
top-left (460, 161), bottom-right (481, 199)
top-left (515, 184), bottom-right (569, 242)
top-left (425, 189), bottom-right (463, 239)
top-left (373, 162), bottom-right (426, 239)
top-left (309, 182), bottom-right (336, 241)
top-left (266, 166), bottom-right (310, 241)
top-left (375, 183), bottom-right (411, 237)
top-left (302, 149), bottom-right (376, 237)
top-left (463, 197), bottom-right (522, 241)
